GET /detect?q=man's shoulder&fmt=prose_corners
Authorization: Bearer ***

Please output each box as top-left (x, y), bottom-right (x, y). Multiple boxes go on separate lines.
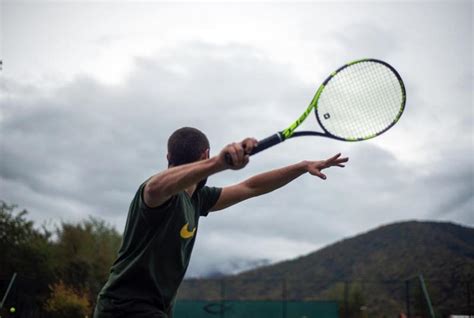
top-left (198, 186), bottom-right (222, 197)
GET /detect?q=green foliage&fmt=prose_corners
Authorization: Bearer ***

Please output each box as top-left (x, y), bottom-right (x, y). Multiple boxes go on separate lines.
top-left (0, 200), bottom-right (122, 314)
top-left (44, 280), bottom-right (91, 318)
top-left (347, 284), bottom-right (367, 318)
top-left (0, 201), bottom-right (52, 272)
top-left (0, 201), bottom-right (54, 303)
top-left (53, 216), bottom-right (122, 298)
top-left (318, 282), bottom-right (368, 318)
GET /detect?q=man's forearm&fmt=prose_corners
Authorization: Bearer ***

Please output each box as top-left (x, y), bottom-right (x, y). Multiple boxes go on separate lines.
top-left (147, 156), bottom-right (224, 199)
top-left (243, 161), bottom-right (308, 197)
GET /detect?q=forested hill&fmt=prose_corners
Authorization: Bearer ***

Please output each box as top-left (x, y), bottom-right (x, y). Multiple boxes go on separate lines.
top-left (235, 221), bottom-right (474, 283)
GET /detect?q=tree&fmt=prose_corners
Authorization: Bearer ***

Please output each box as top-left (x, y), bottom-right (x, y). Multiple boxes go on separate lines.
top-left (0, 200), bottom-right (122, 315)
top-left (53, 216), bottom-right (122, 302)
top-left (0, 201), bottom-right (55, 310)
top-left (44, 280), bottom-right (91, 318)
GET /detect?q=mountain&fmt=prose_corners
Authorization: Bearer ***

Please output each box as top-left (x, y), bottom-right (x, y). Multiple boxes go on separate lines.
top-left (236, 220), bottom-right (474, 282)
top-left (180, 221), bottom-right (474, 316)
top-left (195, 258), bottom-right (272, 278)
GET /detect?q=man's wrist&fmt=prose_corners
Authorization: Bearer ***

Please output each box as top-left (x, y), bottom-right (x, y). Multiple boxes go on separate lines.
top-left (209, 155), bottom-right (227, 173)
top-left (297, 160), bottom-right (310, 174)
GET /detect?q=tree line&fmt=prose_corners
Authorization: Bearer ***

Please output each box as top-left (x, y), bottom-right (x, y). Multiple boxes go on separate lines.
top-left (0, 201), bottom-right (122, 317)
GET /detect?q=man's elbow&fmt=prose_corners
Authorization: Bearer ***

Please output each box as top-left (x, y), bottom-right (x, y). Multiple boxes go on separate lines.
top-left (240, 180), bottom-right (259, 198)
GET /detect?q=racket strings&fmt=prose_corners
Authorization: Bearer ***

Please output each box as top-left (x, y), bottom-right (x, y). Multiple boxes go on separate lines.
top-left (361, 65), bottom-right (394, 133)
top-left (333, 63), bottom-right (399, 138)
top-left (347, 63), bottom-right (398, 136)
top-left (317, 61), bottom-right (404, 140)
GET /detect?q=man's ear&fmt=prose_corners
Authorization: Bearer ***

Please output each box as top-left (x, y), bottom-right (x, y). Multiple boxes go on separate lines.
top-left (201, 149), bottom-right (210, 160)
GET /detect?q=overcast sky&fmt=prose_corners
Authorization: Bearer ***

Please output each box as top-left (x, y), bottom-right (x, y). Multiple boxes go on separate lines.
top-left (1, 1), bottom-right (472, 277)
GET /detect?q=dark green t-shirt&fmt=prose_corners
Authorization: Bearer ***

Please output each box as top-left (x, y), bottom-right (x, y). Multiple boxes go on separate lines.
top-left (97, 182), bottom-right (221, 314)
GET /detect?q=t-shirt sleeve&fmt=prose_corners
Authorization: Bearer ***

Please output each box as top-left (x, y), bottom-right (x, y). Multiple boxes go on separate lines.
top-left (137, 181), bottom-right (177, 223)
top-left (198, 186), bottom-right (222, 217)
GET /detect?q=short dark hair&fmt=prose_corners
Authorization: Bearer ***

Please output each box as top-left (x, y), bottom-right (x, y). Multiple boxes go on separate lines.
top-left (167, 127), bottom-right (210, 166)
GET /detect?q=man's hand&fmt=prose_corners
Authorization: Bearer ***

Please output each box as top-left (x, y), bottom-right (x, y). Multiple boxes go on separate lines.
top-left (219, 138), bottom-right (258, 170)
top-left (304, 153), bottom-right (349, 180)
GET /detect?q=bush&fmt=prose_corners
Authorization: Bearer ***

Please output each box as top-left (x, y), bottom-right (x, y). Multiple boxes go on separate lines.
top-left (44, 281), bottom-right (91, 318)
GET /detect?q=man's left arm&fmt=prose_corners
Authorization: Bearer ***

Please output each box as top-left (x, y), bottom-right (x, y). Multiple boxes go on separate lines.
top-left (210, 153), bottom-right (349, 212)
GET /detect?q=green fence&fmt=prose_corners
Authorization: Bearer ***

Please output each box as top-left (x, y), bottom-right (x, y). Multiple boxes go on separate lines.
top-left (174, 300), bottom-right (339, 318)
top-left (177, 278), bottom-right (474, 317)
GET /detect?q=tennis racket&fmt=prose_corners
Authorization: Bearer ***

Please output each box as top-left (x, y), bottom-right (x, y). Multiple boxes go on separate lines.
top-left (243, 58), bottom-right (406, 156)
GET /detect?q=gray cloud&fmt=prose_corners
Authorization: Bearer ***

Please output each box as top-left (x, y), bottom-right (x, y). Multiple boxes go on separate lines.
top-left (332, 23), bottom-right (400, 60)
top-left (0, 42), bottom-right (310, 228)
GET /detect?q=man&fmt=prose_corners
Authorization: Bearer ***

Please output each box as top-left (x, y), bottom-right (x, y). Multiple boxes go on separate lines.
top-left (94, 127), bottom-right (348, 318)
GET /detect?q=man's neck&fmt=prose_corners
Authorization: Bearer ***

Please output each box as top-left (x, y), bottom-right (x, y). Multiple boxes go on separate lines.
top-left (185, 185), bottom-right (197, 197)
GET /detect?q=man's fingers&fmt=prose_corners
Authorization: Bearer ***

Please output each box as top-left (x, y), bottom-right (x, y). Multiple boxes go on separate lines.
top-left (314, 171), bottom-right (327, 180)
top-left (303, 153), bottom-right (348, 176)
top-left (230, 143), bottom-right (244, 160)
top-left (223, 140), bottom-right (255, 170)
top-left (235, 143), bottom-right (245, 158)
top-left (227, 145), bottom-right (239, 166)
top-left (323, 153), bottom-right (340, 167)
top-left (338, 157), bottom-right (349, 163)
top-left (332, 157), bottom-right (348, 166)
top-left (242, 138), bottom-right (258, 154)
top-left (229, 152), bottom-right (239, 167)
top-left (307, 166), bottom-right (327, 180)
top-left (327, 156), bottom-right (348, 167)
top-left (227, 143), bottom-right (249, 167)
top-left (328, 153), bottom-right (341, 161)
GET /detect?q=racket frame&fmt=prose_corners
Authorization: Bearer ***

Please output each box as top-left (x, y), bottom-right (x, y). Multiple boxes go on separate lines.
top-left (250, 58), bottom-right (406, 155)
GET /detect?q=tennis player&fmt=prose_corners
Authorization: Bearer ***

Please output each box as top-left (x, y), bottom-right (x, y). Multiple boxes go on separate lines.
top-left (94, 127), bottom-right (348, 318)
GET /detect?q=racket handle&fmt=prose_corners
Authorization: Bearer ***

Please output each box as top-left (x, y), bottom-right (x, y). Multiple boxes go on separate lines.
top-left (249, 132), bottom-right (283, 155)
top-left (224, 133), bottom-right (283, 165)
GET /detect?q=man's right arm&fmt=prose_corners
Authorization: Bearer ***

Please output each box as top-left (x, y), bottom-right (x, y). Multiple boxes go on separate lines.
top-left (143, 138), bottom-right (258, 208)
top-left (144, 157), bottom-right (225, 208)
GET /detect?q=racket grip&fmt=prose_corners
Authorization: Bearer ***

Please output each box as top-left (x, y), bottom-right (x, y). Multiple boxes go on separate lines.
top-left (250, 133), bottom-right (283, 155)
top-left (224, 133), bottom-right (283, 165)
